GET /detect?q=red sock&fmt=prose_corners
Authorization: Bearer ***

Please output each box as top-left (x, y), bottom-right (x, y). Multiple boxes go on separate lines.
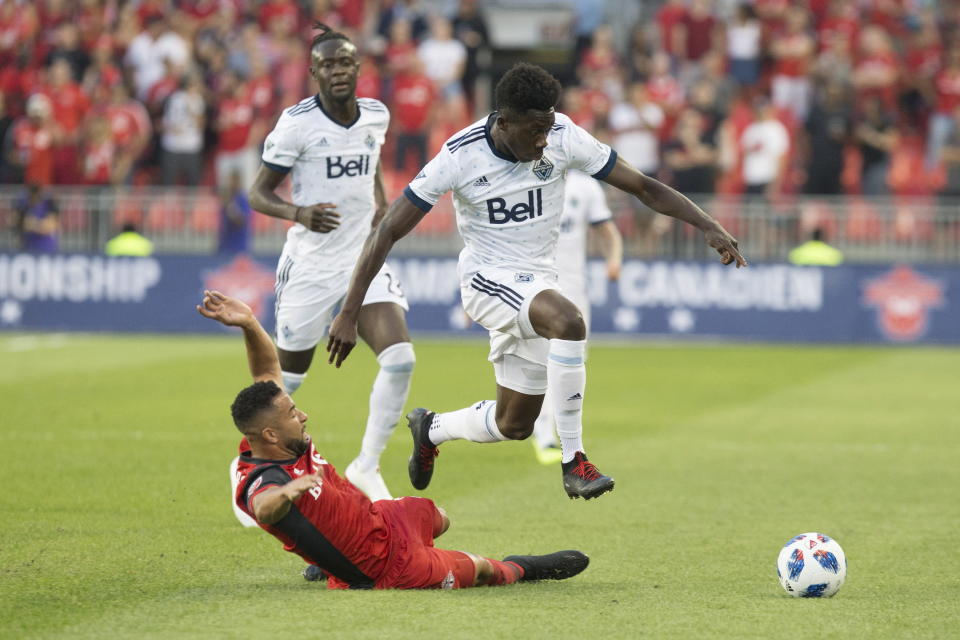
top-left (484, 558), bottom-right (523, 586)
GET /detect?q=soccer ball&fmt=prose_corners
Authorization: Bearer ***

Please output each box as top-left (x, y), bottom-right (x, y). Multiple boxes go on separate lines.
top-left (777, 532), bottom-right (846, 598)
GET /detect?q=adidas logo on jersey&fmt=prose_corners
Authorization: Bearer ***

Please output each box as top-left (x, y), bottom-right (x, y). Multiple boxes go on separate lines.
top-left (566, 392), bottom-right (583, 401)
top-left (473, 175), bottom-right (490, 187)
top-left (318, 137), bottom-right (329, 147)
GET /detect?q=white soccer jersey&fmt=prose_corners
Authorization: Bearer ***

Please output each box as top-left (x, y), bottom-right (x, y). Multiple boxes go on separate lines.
top-left (262, 96), bottom-right (389, 273)
top-left (556, 170), bottom-right (613, 284)
top-left (404, 112), bottom-right (616, 274)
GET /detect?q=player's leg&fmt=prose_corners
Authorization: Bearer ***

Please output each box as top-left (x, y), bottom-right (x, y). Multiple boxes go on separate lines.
top-left (345, 300), bottom-right (415, 501)
top-left (527, 289), bottom-right (614, 499)
top-left (273, 252), bottom-right (339, 394)
top-left (461, 550), bottom-right (589, 587)
top-left (532, 284), bottom-right (589, 464)
top-left (531, 386), bottom-right (561, 463)
top-left (406, 362), bottom-right (547, 490)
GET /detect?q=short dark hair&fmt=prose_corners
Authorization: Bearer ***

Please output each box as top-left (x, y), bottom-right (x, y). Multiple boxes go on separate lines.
top-left (310, 22), bottom-right (351, 52)
top-left (494, 63), bottom-right (562, 114)
top-left (231, 380), bottom-right (283, 433)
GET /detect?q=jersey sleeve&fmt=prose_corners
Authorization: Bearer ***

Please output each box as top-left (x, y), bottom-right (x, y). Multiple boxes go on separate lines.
top-left (403, 146), bottom-right (458, 212)
top-left (565, 119), bottom-right (618, 180)
top-left (241, 464), bottom-right (291, 513)
top-left (585, 179), bottom-right (614, 225)
top-left (261, 111), bottom-right (301, 174)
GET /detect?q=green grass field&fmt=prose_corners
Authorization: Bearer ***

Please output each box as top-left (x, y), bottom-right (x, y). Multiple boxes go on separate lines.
top-left (1, 333), bottom-right (958, 639)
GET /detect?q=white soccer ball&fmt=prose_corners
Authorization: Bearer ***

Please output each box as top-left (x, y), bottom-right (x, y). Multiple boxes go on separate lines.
top-left (777, 532), bottom-right (846, 598)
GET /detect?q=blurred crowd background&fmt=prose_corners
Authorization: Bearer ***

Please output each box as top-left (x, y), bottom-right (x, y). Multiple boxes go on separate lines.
top-left (2, 0), bottom-right (959, 261)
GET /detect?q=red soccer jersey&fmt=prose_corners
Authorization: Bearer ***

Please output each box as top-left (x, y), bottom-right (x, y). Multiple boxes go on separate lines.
top-left (217, 96), bottom-right (254, 153)
top-left (234, 441), bottom-right (393, 589)
top-left (905, 44), bottom-right (942, 79)
top-left (247, 75), bottom-right (275, 119)
top-left (41, 83), bottom-right (90, 136)
top-left (656, 4), bottom-right (686, 56)
top-left (12, 119), bottom-right (55, 185)
top-left (105, 101), bottom-right (151, 149)
top-left (935, 68), bottom-right (960, 114)
top-left (392, 72), bottom-right (435, 132)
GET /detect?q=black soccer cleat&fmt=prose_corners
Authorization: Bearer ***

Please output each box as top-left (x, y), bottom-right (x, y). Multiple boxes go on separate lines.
top-left (302, 564), bottom-right (326, 582)
top-left (562, 452), bottom-right (615, 500)
top-left (406, 408), bottom-right (439, 491)
top-left (503, 550), bottom-right (590, 581)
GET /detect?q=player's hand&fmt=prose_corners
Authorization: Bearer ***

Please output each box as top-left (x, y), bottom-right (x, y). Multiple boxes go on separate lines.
top-left (606, 259), bottom-right (622, 281)
top-left (196, 290), bottom-right (255, 326)
top-left (295, 203), bottom-right (340, 233)
top-left (704, 226), bottom-right (748, 268)
top-left (326, 312), bottom-right (358, 368)
top-left (283, 473), bottom-right (322, 501)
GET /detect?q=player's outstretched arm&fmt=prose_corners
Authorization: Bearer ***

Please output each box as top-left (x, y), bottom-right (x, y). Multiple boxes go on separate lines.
top-left (196, 290), bottom-right (283, 386)
top-left (248, 164), bottom-right (341, 233)
top-left (251, 473), bottom-right (321, 525)
top-left (326, 196), bottom-right (427, 367)
top-left (602, 157), bottom-right (747, 268)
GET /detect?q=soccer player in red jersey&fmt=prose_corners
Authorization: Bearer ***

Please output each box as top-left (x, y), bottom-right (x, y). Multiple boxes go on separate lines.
top-left (197, 290), bottom-right (589, 590)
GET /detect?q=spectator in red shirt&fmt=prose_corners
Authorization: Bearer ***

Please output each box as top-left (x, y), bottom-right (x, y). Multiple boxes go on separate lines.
top-left (0, 0), bottom-right (39, 67)
top-left (926, 45), bottom-right (960, 170)
top-left (675, 0), bottom-right (719, 72)
top-left (247, 55), bottom-right (277, 123)
top-left (852, 25), bottom-right (899, 113)
top-left (656, 0), bottom-right (686, 60)
top-left (41, 58), bottom-right (90, 184)
top-left (384, 18), bottom-right (417, 80)
top-left (258, 0), bottom-right (299, 33)
top-left (770, 6), bottom-right (816, 123)
top-left (104, 82), bottom-right (151, 184)
top-left (81, 115), bottom-right (117, 185)
top-left (215, 69), bottom-right (258, 192)
top-left (82, 35), bottom-right (123, 103)
top-left (390, 57), bottom-right (435, 174)
top-left (10, 93), bottom-right (57, 186)
top-left (818, 0), bottom-right (859, 54)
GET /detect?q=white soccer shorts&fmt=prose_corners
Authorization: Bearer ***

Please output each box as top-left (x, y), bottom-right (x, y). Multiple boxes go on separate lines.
top-left (459, 264), bottom-right (559, 395)
top-left (274, 258), bottom-right (408, 352)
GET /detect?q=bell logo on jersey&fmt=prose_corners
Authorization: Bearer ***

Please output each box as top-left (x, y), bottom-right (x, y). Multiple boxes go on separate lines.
top-left (326, 155), bottom-right (372, 179)
top-left (486, 188), bottom-right (543, 224)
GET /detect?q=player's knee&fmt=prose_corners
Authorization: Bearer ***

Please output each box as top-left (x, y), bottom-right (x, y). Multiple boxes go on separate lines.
top-left (434, 507), bottom-right (450, 538)
top-left (377, 341), bottom-right (415, 375)
top-left (472, 556), bottom-right (494, 586)
top-left (543, 308), bottom-right (585, 341)
top-left (495, 418), bottom-right (534, 440)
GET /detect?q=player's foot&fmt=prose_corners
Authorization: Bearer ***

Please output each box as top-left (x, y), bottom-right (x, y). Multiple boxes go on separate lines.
top-left (406, 408), bottom-right (439, 490)
top-left (302, 564), bottom-right (326, 582)
top-left (562, 452), bottom-right (615, 500)
top-left (533, 440), bottom-right (563, 466)
top-left (503, 550), bottom-right (589, 581)
top-left (345, 458), bottom-right (393, 502)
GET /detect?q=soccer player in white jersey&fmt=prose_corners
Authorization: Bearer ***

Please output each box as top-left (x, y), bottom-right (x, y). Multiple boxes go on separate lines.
top-left (242, 24), bottom-right (415, 510)
top-left (327, 63), bottom-right (747, 500)
top-left (531, 170), bottom-right (622, 465)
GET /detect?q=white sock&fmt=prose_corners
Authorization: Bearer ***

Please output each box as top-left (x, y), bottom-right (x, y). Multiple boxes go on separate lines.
top-left (356, 342), bottom-right (415, 471)
top-left (281, 371), bottom-right (306, 394)
top-left (532, 388), bottom-right (558, 448)
top-left (548, 339), bottom-right (587, 463)
top-left (429, 400), bottom-right (508, 444)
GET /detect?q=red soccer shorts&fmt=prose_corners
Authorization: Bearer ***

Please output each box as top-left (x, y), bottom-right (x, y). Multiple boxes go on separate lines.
top-left (374, 497), bottom-right (477, 589)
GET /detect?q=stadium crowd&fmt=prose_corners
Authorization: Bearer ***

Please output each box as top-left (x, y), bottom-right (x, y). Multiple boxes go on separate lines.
top-left (3, 0), bottom-right (960, 207)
